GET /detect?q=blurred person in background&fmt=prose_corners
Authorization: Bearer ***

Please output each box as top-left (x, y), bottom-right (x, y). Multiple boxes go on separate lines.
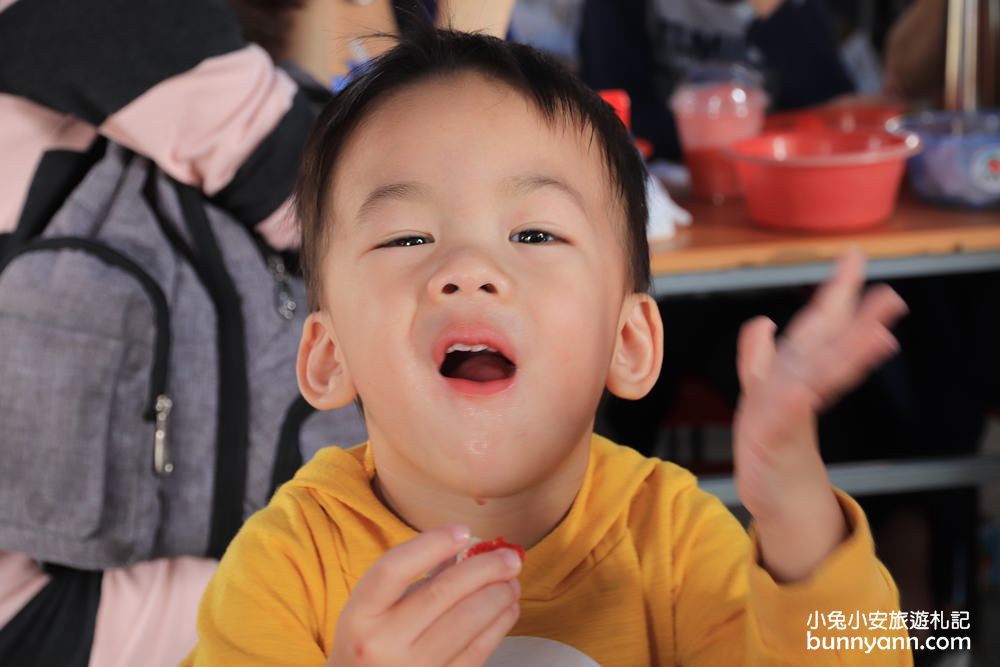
top-left (578, 0), bottom-right (855, 160)
top-left (882, 0), bottom-right (946, 104)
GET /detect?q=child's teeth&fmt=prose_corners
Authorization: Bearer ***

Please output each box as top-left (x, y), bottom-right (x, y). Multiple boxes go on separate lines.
top-left (446, 343), bottom-right (495, 353)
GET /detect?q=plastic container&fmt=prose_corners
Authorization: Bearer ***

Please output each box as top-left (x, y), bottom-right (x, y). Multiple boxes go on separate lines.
top-left (670, 64), bottom-right (768, 203)
top-left (765, 102), bottom-right (906, 133)
top-left (599, 89), bottom-right (632, 129)
top-left (728, 130), bottom-right (921, 231)
top-left (887, 111), bottom-right (1000, 209)
top-left (599, 89), bottom-right (653, 159)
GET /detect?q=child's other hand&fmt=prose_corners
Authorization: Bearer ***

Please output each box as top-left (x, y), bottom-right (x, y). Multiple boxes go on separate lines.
top-left (732, 248), bottom-right (907, 581)
top-left (326, 525), bottom-right (522, 667)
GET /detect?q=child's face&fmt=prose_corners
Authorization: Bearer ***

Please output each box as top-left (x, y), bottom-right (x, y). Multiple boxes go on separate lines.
top-left (302, 72), bottom-right (657, 499)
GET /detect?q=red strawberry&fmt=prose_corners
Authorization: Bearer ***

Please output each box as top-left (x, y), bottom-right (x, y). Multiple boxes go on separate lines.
top-left (458, 536), bottom-right (525, 564)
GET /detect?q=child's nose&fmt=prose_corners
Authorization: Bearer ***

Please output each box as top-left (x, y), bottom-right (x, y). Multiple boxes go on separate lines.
top-left (427, 250), bottom-right (511, 300)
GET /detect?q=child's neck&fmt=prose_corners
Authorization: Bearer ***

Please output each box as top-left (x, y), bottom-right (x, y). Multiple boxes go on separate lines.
top-left (370, 437), bottom-right (591, 550)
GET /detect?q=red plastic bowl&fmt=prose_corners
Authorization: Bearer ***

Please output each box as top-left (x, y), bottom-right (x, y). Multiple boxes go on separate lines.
top-left (728, 130), bottom-right (921, 231)
top-left (818, 103), bottom-right (907, 132)
top-left (764, 103), bottom-right (906, 134)
top-left (764, 110), bottom-right (826, 133)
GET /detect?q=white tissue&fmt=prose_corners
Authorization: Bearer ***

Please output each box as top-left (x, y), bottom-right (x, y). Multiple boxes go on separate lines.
top-left (645, 168), bottom-right (692, 240)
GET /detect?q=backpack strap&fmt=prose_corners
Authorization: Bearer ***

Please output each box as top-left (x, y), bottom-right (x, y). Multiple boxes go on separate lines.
top-left (9, 138), bottom-right (108, 249)
top-left (269, 396), bottom-right (315, 498)
top-left (172, 180), bottom-right (252, 559)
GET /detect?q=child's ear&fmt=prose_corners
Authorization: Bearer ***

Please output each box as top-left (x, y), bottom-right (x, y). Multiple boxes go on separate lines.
top-left (297, 311), bottom-right (357, 410)
top-left (606, 293), bottom-right (664, 400)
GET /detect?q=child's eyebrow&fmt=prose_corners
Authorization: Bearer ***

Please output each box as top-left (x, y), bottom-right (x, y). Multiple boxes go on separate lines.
top-left (507, 173), bottom-right (587, 216)
top-left (354, 174), bottom-right (587, 223)
top-left (356, 181), bottom-right (431, 223)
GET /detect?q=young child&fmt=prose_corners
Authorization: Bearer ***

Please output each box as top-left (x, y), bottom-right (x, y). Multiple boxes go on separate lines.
top-left (184, 28), bottom-right (912, 666)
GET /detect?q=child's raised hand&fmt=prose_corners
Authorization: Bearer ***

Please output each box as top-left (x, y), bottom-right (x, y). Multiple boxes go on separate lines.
top-left (732, 248), bottom-right (908, 582)
top-left (326, 525), bottom-right (521, 667)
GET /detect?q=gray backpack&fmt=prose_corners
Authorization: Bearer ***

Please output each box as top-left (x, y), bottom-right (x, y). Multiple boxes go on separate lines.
top-left (0, 142), bottom-right (367, 569)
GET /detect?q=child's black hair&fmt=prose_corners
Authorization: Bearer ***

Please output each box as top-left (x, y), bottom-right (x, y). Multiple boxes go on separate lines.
top-left (296, 27), bottom-right (650, 310)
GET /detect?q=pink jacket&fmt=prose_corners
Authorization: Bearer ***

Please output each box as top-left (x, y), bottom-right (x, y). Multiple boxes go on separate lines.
top-left (0, 0), bottom-right (308, 249)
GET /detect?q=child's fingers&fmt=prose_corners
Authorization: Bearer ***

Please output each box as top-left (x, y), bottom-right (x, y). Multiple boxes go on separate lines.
top-left (419, 581), bottom-right (521, 667)
top-left (444, 600), bottom-right (520, 667)
top-left (820, 322), bottom-right (900, 398)
top-left (776, 284), bottom-right (905, 382)
top-left (783, 248), bottom-right (866, 346)
top-left (816, 247), bottom-right (866, 316)
top-left (400, 556), bottom-right (458, 599)
top-left (814, 287), bottom-right (906, 392)
top-left (736, 317), bottom-right (777, 393)
top-left (349, 525), bottom-right (471, 618)
top-left (782, 289), bottom-right (904, 403)
top-left (853, 283), bottom-right (909, 329)
top-left (391, 548), bottom-right (521, 639)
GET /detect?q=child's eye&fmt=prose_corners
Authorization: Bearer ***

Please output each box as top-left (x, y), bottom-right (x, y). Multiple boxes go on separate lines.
top-left (379, 235), bottom-right (433, 248)
top-left (510, 230), bottom-right (560, 244)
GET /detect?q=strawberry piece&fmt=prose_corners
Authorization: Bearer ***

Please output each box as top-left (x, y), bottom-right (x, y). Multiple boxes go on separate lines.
top-left (459, 536), bottom-right (525, 563)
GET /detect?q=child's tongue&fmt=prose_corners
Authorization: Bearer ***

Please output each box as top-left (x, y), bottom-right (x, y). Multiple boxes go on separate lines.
top-left (453, 353), bottom-right (511, 382)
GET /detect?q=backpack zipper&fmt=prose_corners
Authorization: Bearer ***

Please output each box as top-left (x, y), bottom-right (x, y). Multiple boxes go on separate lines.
top-left (266, 253), bottom-right (297, 321)
top-left (153, 395), bottom-right (174, 475)
top-left (248, 233), bottom-right (297, 321)
top-left (0, 237), bottom-right (175, 477)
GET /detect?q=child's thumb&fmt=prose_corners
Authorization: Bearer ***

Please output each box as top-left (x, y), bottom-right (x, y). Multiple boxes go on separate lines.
top-left (737, 317), bottom-right (777, 394)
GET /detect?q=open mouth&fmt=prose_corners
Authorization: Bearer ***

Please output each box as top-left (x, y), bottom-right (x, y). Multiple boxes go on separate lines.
top-left (439, 343), bottom-right (517, 383)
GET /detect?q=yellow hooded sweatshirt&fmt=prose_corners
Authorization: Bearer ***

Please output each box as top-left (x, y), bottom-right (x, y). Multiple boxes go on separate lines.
top-left (183, 435), bottom-right (912, 666)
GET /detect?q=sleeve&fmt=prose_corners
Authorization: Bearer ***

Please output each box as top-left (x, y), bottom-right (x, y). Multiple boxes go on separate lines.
top-left (89, 557), bottom-right (218, 667)
top-left (0, 550), bottom-right (217, 667)
top-left (0, 0), bottom-right (316, 228)
top-left (0, 552), bottom-right (50, 629)
top-left (672, 486), bottom-right (912, 666)
top-left (182, 490), bottom-right (349, 667)
top-left (578, 0), bottom-right (682, 161)
top-left (746, 0), bottom-right (855, 110)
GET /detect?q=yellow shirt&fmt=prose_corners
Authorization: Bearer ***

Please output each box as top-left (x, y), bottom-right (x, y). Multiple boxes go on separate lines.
top-left (183, 435), bottom-right (912, 666)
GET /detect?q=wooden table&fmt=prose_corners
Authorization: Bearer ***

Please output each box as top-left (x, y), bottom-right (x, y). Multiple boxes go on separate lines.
top-left (649, 191), bottom-right (1000, 297)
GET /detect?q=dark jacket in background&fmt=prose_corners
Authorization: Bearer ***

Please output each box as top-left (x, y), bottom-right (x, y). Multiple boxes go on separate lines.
top-left (579, 0), bottom-right (855, 159)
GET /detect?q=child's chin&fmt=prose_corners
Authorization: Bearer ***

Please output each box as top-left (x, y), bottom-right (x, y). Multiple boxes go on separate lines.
top-left (455, 482), bottom-right (526, 504)
top-left (448, 458), bottom-right (543, 499)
